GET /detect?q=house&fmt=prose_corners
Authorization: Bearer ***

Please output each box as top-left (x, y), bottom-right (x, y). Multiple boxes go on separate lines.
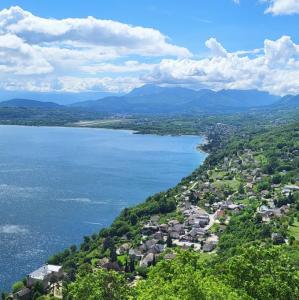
top-left (152, 231), bottom-right (164, 241)
top-left (142, 224), bottom-right (159, 235)
top-left (148, 244), bottom-right (164, 254)
top-left (271, 233), bottom-right (285, 244)
top-left (159, 224), bottom-right (168, 233)
top-left (169, 231), bottom-right (180, 239)
top-left (97, 257), bottom-right (109, 267)
top-left (140, 253), bottom-right (155, 267)
top-left (101, 261), bottom-right (121, 271)
top-left (13, 288), bottom-right (31, 300)
top-left (194, 215), bottom-right (209, 227)
top-left (202, 242), bottom-right (217, 252)
top-left (129, 249), bottom-right (143, 261)
top-left (116, 243), bottom-right (130, 255)
top-left (282, 185), bottom-right (299, 195)
top-left (27, 264), bottom-right (63, 289)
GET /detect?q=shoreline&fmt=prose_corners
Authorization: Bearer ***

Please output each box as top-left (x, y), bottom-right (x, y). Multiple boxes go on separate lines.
top-left (0, 125), bottom-right (208, 292)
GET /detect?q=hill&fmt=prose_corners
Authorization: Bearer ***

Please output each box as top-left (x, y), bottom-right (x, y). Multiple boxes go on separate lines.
top-left (0, 91), bottom-right (122, 105)
top-left (0, 99), bottom-right (63, 108)
top-left (276, 94), bottom-right (299, 107)
top-left (71, 85), bottom-right (280, 114)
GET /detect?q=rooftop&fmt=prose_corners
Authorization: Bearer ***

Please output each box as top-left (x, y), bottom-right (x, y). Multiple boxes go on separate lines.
top-left (29, 264), bottom-right (62, 280)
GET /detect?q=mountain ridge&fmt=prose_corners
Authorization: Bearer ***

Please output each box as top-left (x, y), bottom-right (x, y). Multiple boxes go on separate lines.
top-left (1, 85), bottom-right (298, 113)
top-left (0, 99), bottom-right (63, 108)
top-left (70, 85), bottom-right (281, 113)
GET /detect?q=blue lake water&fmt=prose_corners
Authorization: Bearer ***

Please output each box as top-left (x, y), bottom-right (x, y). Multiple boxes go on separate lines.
top-left (0, 125), bottom-right (206, 291)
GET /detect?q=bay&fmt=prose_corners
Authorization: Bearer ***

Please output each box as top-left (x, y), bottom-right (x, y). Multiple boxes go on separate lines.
top-left (0, 125), bottom-right (206, 290)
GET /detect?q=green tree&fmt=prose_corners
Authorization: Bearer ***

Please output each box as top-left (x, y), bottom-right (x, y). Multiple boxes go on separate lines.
top-left (67, 269), bottom-right (130, 300)
top-left (215, 245), bottom-right (299, 300)
top-left (12, 281), bottom-right (24, 293)
top-left (110, 244), bottom-right (117, 262)
top-left (135, 251), bottom-right (250, 300)
top-left (166, 234), bottom-right (172, 248)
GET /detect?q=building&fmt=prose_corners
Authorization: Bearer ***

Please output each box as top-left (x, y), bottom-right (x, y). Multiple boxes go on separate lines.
top-left (27, 264), bottom-right (63, 289)
top-left (12, 288), bottom-right (31, 300)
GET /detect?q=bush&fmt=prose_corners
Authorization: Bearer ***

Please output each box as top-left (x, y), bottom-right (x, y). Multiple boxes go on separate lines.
top-left (12, 281), bottom-right (24, 293)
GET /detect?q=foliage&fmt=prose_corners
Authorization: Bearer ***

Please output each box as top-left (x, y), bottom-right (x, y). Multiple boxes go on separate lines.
top-left (134, 251), bottom-right (251, 300)
top-left (66, 269), bottom-right (130, 300)
top-left (215, 245), bottom-right (299, 300)
top-left (12, 281), bottom-right (24, 293)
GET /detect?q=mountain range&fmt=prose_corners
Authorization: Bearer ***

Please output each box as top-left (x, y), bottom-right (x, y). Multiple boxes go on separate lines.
top-left (0, 85), bottom-right (298, 114)
top-left (69, 85), bottom-right (287, 113)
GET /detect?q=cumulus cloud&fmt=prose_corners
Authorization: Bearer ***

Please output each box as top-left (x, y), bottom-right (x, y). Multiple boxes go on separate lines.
top-left (235, 0), bottom-right (299, 15)
top-left (0, 33), bottom-right (52, 74)
top-left (0, 6), bottom-right (190, 93)
top-left (0, 6), bottom-right (298, 95)
top-left (145, 36), bottom-right (299, 96)
top-left (264, 0), bottom-right (299, 15)
top-left (205, 38), bottom-right (228, 57)
top-left (81, 61), bottom-right (157, 74)
top-left (0, 6), bottom-right (190, 57)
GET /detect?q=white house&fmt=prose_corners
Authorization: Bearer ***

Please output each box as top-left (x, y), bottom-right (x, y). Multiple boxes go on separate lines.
top-left (27, 264), bottom-right (63, 289)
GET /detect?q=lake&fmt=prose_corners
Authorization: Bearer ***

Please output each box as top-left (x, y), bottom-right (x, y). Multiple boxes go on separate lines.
top-left (0, 125), bottom-right (206, 291)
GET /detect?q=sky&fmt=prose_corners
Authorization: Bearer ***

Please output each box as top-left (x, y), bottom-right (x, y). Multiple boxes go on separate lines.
top-left (0, 0), bottom-right (298, 96)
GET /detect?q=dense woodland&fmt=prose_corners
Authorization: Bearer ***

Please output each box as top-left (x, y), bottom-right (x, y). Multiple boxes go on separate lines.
top-left (2, 107), bottom-right (299, 300)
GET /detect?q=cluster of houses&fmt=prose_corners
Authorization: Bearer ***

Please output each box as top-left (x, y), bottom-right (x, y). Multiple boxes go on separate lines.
top-left (10, 264), bottom-right (63, 300)
top-left (114, 201), bottom-right (223, 268)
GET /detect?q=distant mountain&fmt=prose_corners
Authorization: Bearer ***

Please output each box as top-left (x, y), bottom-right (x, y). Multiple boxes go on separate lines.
top-left (71, 85), bottom-right (280, 114)
top-left (275, 95), bottom-right (299, 107)
top-left (0, 91), bottom-right (123, 105)
top-left (0, 99), bottom-right (63, 108)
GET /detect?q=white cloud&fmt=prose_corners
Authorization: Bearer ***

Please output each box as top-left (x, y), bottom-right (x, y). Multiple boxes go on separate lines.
top-left (205, 38), bottom-right (228, 57)
top-left (0, 33), bottom-right (52, 74)
top-left (145, 36), bottom-right (299, 96)
top-left (57, 76), bottom-right (143, 93)
top-left (264, 0), bottom-right (299, 15)
top-left (81, 61), bottom-right (156, 74)
top-left (0, 6), bottom-right (298, 96)
top-left (0, 6), bottom-right (190, 93)
top-left (0, 6), bottom-right (190, 57)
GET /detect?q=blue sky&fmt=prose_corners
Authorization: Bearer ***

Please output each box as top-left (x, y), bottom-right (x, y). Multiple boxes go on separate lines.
top-left (1, 0), bottom-right (298, 53)
top-left (0, 0), bottom-right (298, 95)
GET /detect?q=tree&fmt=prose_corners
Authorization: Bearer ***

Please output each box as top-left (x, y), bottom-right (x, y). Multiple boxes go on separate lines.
top-left (70, 245), bottom-right (77, 254)
top-left (215, 245), bottom-right (299, 300)
top-left (135, 251), bottom-right (249, 300)
top-left (67, 269), bottom-right (130, 300)
top-left (129, 213), bottom-right (138, 226)
top-left (129, 257), bottom-right (135, 273)
top-left (1, 293), bottom-right (8, 300)
top-left (124, 258), bottom-right (129, 273)
top-left (166, 234), bottom-right (172, 248)
top-left (103, 236), bottom-right (113, 251)
top-left (12, 281), bottom-right (24, 293)
top-left (33, 291), bottom-right (42, 300)
top-left (77, 263), bottom-right (92, 276)
top-left (110, 244), bottom-right (117, 262)
top-left (238, 183), bottom-right (245, 195)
